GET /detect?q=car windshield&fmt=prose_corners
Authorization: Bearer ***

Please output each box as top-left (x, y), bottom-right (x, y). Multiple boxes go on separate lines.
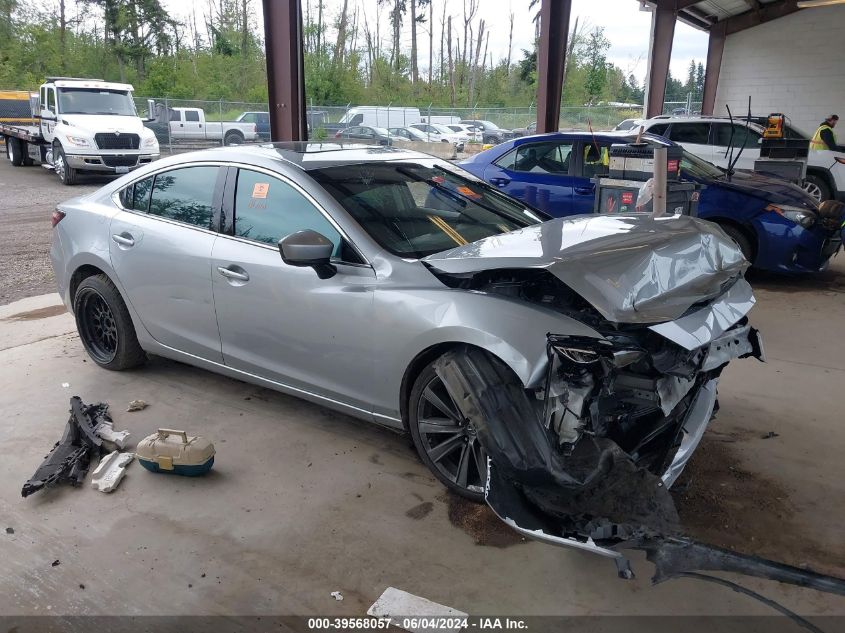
top-left (58, 88), bottom-right (136, 116)
top-left (309, 161), bottom-right (544, 258)
top-left (679, 149), bottom-right (724, 180)
top-left (432, 124), bottom-right (455, 134)
top-left (480, 120), bottom-right (500, 130)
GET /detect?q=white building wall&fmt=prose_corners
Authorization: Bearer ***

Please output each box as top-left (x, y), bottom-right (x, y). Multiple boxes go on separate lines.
top-left (714, 6), bottom-right (845, 136)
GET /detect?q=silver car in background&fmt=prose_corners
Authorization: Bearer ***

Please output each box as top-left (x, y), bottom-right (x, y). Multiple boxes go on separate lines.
top-left (50, 143), bottom-right (763, 559)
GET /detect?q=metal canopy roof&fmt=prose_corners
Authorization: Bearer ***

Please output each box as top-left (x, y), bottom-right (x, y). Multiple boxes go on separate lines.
top-left (640, 1), bottom-right (802, 34)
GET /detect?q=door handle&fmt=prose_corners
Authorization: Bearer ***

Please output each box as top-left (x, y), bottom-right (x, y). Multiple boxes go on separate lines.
top-left (574, 186), bottom-right (595, 195)
top-left (111, 233), bottom-right (135, 247)
top-left (217, 266), bottom-right (249, 282)
top-left (491, 177), bottom-right (511, 187)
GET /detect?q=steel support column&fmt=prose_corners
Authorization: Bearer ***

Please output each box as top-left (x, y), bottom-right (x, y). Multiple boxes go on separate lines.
top-left (645, 1), bottom-right (676, 119)
top-left (536, 0), bottom-right (572, 133)
top-left (701, 21), bottom-right (726, 116)
top-left (262, 0), bottom-right (307, 141)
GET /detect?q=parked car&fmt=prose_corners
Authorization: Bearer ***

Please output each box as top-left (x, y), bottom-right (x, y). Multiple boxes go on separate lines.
top-left (334, 126), bottom-right (392, 145)
top-left (635, 115), bottom-right (845, 203)
top-left (388, 126), bottom-right (429, 143)
top-left (447, 123), bottom-right (483, 143)
top-left (511, 122), bottom-right (538, 138)
top-left (459, 131), bottom-right (840, 274)
top-left (51, 142), bottom-right (762, 559)
top-left (146, 105), bottom-right (258, 145)
top-left (459, 119), bottom-right (515, 144)
top-left (236, 111), bottom-right (271, 141)
top-left (409, 123), bottom-right (468, 150)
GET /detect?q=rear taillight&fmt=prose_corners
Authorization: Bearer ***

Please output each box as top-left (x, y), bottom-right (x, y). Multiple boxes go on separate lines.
top-left (51, 210), bottom-right (65, 227)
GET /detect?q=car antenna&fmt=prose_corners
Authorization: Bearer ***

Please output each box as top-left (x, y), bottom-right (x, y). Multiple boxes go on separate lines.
top-left (635, 125), bottom-right (644, 144)
top-left (728, 96), bottom-right (753, 176)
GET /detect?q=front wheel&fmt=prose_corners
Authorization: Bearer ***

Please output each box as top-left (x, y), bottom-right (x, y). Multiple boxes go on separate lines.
top-left (409, 361), bottom-right (488, 502)
top-left (73, 274), bottom-right (146, 370)
top-left (54, 145), bottom-right (79, 185)
top-left (718, 223), bottom-right (754, 263)
top-left (803, 175), bottom-right (831, 203)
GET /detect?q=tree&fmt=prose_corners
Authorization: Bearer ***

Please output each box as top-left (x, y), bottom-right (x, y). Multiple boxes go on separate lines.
top-left (582, 27), bottom-right (610, 103)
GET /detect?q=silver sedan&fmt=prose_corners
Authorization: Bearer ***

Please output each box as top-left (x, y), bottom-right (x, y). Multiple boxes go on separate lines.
top-left (51, 143), bottom-right (763, 559)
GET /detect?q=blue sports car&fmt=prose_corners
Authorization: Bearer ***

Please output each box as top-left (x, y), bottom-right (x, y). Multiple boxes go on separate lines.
top-left (459, 131), bottom-right (840, 274)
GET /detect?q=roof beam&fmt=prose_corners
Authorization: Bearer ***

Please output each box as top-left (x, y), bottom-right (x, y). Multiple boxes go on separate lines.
top-left (723, 0), bottom-right (800, 35)
top-left (536, 0), bottom-right (572, 133)
top-left (645, 2), bottom-right (677, 118)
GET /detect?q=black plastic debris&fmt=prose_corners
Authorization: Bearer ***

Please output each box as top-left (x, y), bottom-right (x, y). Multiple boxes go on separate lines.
top-left (5, 527), bottom-right (13, 535)
top-left (762, 431), bottom-right (780, 440)
top-left (21, 397), bottom-right (111, 498)
top-left (51, 560), bottom-right (60, 567)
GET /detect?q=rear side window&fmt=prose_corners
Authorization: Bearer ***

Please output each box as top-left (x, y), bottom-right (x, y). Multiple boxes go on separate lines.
top-left (668, 123), bottom-right (710, 145)
top-left (645, 123), bottom-right (669, 136)
top-left (118, 176), bottom-right (154, 212)
top-left (711, 123), bottom-right (762, 149)
top-left (233, 169), bottom-right (344, 257)
top-left (148, 166), bottom-right (218, 228)
top-left (184, 110), bottom-right (200, 122)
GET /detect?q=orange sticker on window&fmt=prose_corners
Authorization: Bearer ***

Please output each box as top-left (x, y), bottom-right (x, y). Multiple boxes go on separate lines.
top-left (252, 183), bottom-right (270, 199)
top-left (456, 185), bottom-right (481, 199)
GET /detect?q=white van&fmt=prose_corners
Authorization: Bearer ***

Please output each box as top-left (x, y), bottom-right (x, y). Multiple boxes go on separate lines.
top-left (338, 106), bottom-right (421, 129)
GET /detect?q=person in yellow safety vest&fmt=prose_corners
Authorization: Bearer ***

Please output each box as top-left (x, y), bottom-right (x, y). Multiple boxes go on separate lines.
top-left (583, 143), bottom-right (609, 175)
top-left (810, 115), bottom-right (843, 152)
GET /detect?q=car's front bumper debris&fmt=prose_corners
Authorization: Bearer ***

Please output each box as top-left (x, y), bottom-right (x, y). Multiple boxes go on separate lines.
top-left (21, 397), bottom-right (110, 497)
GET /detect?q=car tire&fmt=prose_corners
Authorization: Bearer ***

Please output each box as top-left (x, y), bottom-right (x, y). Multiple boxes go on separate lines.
top-left (73, 274), bottom-right (146, 371)
top-left (803, 174), bottom-right (831, 203)
top-left (6, 137), bottom-right (24, 166)
top-left (54, 145), bottom-right (79, 186)
top-left (224, 131), bottom-right (244, 146)
top-left (408, 356), bottom-right (488, 503)
top-left (718, 223), bottom-right (754, 263)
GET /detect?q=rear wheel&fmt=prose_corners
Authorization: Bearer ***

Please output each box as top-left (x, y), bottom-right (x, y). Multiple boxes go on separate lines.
top-left (718, 223), bottom-right (754, 263)
top-left (409, 361), bottom-right (488, 502)
top-left (73, 274), bottom-right (146, 370)
top-left (6, 137), bottom-right (24, 166)
top-left (223, 131), bottom-right (244, 146)
top-left (803, 174), bottom-right (831, 203)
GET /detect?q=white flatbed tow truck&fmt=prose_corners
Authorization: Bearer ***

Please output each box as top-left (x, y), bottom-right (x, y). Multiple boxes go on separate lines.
top-left (0, 77), bottom-right (159, 185)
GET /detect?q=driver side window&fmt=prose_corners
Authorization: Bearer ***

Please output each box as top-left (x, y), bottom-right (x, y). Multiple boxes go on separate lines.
top-left (233, 169), bottom-right (361, 263)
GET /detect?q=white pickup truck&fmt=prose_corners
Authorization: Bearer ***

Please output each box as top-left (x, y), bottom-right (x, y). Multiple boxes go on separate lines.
top-left (147, 105), bottom-right (258, 146)
top-left (1, 77), bottom-right (160, 185)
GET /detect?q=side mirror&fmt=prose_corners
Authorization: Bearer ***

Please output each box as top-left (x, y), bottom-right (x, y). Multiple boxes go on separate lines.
top-left (278, 230), bottom-right (336, 279)
top-left (146, 99), bottom-right (156, 122)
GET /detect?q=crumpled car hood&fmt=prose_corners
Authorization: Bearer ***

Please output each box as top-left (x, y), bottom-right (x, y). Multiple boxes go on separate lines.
top-left (423, 214), bottom-right (749, 324)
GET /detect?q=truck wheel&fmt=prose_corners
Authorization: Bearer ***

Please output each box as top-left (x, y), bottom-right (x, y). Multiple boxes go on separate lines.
top-left (6, 137), bottom-right (24, 166)
top-left (54, 145), bottom-right (79, 186)
top-left (224, 131), bottom-right (244, 146)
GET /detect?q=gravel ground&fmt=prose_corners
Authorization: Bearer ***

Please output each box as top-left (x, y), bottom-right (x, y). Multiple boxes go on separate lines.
top-left (0, 153), bottom-right (107, 305)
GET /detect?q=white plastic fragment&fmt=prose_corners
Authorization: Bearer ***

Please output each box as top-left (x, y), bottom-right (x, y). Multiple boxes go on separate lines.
top-left (330, 591), bottom-right (344, 601)
top-left (91, 451), bottom-right (134, 493)
top-left (127, 400), bottom-right (148, 412)
top-left (95, 420), bottom-right (131, 450)
top-left (367, 587), bottom-right (467, 632)
top-left (61, 383), bottom-right (70, 388)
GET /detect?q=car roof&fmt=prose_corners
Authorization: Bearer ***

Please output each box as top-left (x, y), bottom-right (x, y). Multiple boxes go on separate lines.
top-left (164, 142), bottom-right (439, 171)
top-left (509, 130), bottom-right (676, 146)
top-left (641, 115), bottom-right (766, 130)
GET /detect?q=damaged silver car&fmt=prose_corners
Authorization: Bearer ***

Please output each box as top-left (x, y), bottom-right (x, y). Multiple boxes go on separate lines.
top-left (51, 143), bottom-right (763, 558)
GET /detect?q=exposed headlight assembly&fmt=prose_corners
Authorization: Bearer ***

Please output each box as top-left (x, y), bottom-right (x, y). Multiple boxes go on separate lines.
top-left (548, 334), bottom-right (645, 368)
top-left (142, 135), bottom-right (158, 148)
top-left (766, 204), bottom-right (817, 228)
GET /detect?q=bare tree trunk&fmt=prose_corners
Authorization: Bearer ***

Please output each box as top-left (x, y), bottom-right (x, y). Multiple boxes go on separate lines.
top-left (468, 18), bottom-right (484, 106)
top-left (428, 1), bottom-right (433, 86)
top-left (59, 0), bottom-right (67, 68)
top-left (241, 0), bottom-right (249, 55)
top-left (333, 0), bottom-right (349, 66)
top-left (506, 11), bottom-right (513, 74)
top-left (410, 0), bottom-right (418, 83)
top-left (392, 0), bottom-right (401, 72)
top-left (447, 16), bottom-right (455, 107)
top-left (317, 0), bottom-right (323, 56)
top-left (439, 0), bottom-right (445, 83)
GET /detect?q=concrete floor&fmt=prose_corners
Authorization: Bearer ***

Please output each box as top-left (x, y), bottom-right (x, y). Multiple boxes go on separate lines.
top-left (1, 262), bottom-right (844, 624)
